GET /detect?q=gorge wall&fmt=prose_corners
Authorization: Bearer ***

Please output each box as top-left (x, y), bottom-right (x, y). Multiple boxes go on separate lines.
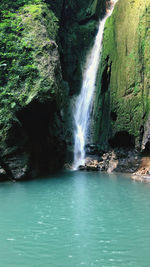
top-left (92, 0), bottom-right (150, 152)
top-left (0, 0), bottom-right (107, 180)
top-left (0, 0), bottom-right (150, 180)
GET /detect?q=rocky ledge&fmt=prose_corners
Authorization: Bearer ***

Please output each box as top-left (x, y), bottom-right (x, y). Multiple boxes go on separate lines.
top-left (79, 148), bottom-right (142, 173)
top-left (78, 149), bottom-right (150, 183)
top-left (132, 157), bottom-right (150, 183)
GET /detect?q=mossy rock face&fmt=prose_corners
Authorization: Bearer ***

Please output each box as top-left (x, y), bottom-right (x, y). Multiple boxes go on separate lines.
top-left (92, 0), bottom-right (150, 150)
top-left (0, 0), bottom-right (69, 179)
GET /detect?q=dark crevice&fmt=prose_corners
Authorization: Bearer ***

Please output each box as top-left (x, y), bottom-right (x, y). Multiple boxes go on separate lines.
top-left (60, 0), bottom-right (67, 25)
top-left (0, 155), bottom-right (15, 181)
top-left (109, 131), bottom-right (135, 148)
top-left (111, 111), bottom-right (117, 121)
top-left (139, 125), bottom-right (144, 147)
top-left (78, 14), bottom-right (97, 25)
top-left (101, 59), bottom-right (112, 94)
top-left (15, 100), bottom-right (65, 176)
top-left (16, 101), bottom-right (54, 175)
top-left (142, 112), bottom-right (146, 120)
top-left (16, 100), bottom-right (56, 139)
top-left (143, 141), bottom-right (150, 155)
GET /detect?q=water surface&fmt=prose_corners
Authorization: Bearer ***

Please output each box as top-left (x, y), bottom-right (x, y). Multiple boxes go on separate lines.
top-left (0, 171), bottom-right (150, 266)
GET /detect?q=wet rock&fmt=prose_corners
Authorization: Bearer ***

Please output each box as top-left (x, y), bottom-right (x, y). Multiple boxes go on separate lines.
top-left (64, 163), bottom-right (73, 170)
top-left (86, 164), bottom-right (100, 171)
top-left (79, 148), bottom-right (142, 174)
top-left (79, 165), bottom-right (86, 171)
top-left (85, 144), bottom-right (103, 156)
top-left (0, 168), bottom-right (6, 175)
top-left (0, 168), bottom-right (7, 181)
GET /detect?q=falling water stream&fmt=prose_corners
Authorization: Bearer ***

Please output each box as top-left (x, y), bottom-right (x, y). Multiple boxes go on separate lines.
top-left (73, 1), bottom-right (118, 170)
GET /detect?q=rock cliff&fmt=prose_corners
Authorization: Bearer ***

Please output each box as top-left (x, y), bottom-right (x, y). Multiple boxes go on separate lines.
top-left (0, 0), bottom-right (107, 180)
top-left (2, 0), bottom-right (149, 179)
top-left (92, 0), bottom-right (150, 152)
top-left (0, 1), bottom-right (69, 179)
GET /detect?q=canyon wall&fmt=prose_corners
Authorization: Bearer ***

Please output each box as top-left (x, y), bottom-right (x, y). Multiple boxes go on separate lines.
top-left (0, 0), bottom-right (107, 179)
top-left (92, 0), bottom-right (150, 152)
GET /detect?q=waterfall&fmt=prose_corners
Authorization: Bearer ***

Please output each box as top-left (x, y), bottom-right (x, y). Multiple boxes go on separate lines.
top-left (73, 0), bottom-right (118, 170)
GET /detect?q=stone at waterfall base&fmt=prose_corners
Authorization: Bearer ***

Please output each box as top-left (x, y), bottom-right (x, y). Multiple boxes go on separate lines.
top-left (76, 150), bottom-right (150, 183)
top-left (64, 149), bottom-right (150, 184)
top-left (79, 163), bottom-right (100, 171)
top-left (132, 156), bottom-right (150, 183)
top-left (78, 149), bottom-right (141, 173)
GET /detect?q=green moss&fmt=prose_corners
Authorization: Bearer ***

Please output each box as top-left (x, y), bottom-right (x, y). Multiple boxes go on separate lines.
top-left (0, 0), bottom-right (60, 141)
top-left (92, 0), bottom-right (150, 148)
top-left (22, 3), bottom-right (42, 15)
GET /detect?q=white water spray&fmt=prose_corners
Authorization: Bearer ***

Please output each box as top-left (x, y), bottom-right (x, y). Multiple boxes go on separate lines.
top-left (73, 1), bottom-right (118, 170)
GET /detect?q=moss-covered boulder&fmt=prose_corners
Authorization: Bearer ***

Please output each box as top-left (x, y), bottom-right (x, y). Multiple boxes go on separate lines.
top-left (92, 0), bottom-right (150, 151)
top-left (0, 0), bottom-right (69, 179)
